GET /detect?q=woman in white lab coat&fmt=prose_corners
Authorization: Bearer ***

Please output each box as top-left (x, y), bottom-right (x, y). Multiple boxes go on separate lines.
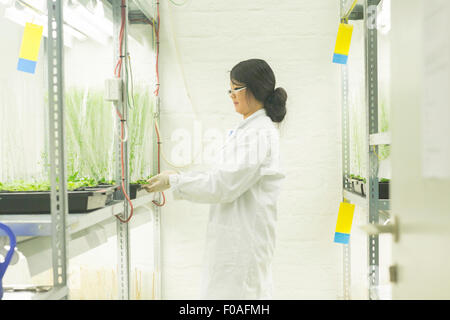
top-left (145, 59), bottom-right (287, 299)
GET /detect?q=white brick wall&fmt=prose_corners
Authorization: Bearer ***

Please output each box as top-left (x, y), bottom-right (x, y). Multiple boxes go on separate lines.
top-left (159, 0), bottom-right (342, 299)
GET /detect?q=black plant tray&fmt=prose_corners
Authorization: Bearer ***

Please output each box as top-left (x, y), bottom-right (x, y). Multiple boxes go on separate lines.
top-left (114, 184), bottom-right (147, 200)
top-left (0, 186), bottom-right (116, 214)
top-left (352, 181), bottom-right (390, 200)
top-left (132, 183), bottom-right (149, 199)
top-left (379, 182), bottom-right (390, 199)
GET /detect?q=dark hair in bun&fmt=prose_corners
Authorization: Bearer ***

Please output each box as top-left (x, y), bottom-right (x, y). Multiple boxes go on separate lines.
top-left (264, 87), bottom-right (287, 123)
top-left (230, 59), bottom-right (287, 123)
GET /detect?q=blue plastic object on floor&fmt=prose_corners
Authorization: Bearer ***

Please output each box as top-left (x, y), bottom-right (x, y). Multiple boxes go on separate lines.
top-left (0, 223), bottom-right (16, 300)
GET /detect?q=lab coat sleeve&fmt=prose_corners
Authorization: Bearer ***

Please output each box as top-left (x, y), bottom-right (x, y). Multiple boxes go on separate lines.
top-left (169, 131), bottom-right (272, 204)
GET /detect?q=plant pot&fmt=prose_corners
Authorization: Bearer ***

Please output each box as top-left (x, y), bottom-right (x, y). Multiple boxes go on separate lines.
top-left (356, 180), bottom-right (363, 196)
top-left (0, 186), bottom-right (116, 214)
top-left (350, 178), bottom-right (356, 192)
top-left (361, 182), bottom-right (366, 196)
top-left (351, 179), bottom-right (364, 196)
top-left (113, 184), bottom-right (148, 200)
top-left (379, 182), bottom-right (390, 199)
top-left (129, 184), bottom-right (148, 200)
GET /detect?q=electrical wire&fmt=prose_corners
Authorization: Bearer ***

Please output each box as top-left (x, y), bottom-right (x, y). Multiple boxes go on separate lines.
top-left (144, 1), bottom-right (203, 169)
top-left (166, 0), bottom-right (198, 116)
top-left (154, 120), bottom-right (203, 169)
top-left (152, 119), bottom-right (166, 207)
top-left (126, 54), bottom-right (136, 109)
top-left (153, 0), bottom-right (160, 97)
top-left (143, 0), bottom-right (202, 208)
top-left (165, 0), bottom-right (207, 166)
top-left (114, 0), bottom-right (134, 223)
top-left (168, 0), bottom-right (190, 6)
top-left (151, 0), bottom-right (166, 207)
top-left (372, 145), bottom-right (389, 161)
top-left (114, 0), bottom-right (127, 78)
top-left (116, 118), bottom-right (135, 223)
top-left (115, 108), bottom-right (129, 143)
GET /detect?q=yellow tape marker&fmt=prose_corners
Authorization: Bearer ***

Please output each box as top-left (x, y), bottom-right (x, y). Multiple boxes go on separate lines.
top-left (17, 22), bottom-right (43, 74)
top-left (334, 202), bottom-right (356, 244)
top-left (333, 23), bottom-right (354, 65)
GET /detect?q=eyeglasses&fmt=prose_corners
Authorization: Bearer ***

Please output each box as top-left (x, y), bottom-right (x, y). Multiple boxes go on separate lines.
top-left (228, 86), bottom-right (246, 95)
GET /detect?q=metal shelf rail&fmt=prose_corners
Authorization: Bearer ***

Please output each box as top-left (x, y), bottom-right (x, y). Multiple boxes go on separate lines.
top-left (0, 0), bottom-right (158, 300)
top-left (47, 0), bottom-right (68, 300)
top-left (340, 0), bottom-right (391, 300)
top-left (0, 195), bottom-right (156, 238)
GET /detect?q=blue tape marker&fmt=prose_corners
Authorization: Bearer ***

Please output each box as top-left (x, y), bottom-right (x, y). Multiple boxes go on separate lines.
top-left (332, 53), bottom-right (349, 65)
top-left (334, 232), bottom-right (350, 244)
top-left (17, 58), bottom-right (37, 74)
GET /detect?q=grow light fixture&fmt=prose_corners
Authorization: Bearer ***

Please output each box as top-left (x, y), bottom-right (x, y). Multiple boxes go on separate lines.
top-left (4, 0), bottom-right (86, 47)
top-left (4, 4), bottom-right (77, 47)
top-left (4, 0), bottom-right (114, 46)
top-left (65, 0), bottom-right (113, 45)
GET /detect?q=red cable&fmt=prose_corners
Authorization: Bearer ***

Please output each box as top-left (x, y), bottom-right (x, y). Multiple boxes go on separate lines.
top-left (152, 121), bottom-right (166, 207)
top-left (153, 1), bottom-right (160, 97)
top-left (114, 0), bottom-right (135, 223)
top-left (116, 119), bottom-right (135, 223)
top-left (114, 0), bottom-right (126, 78)
top-left (151, 1), bottom-right (166, 207)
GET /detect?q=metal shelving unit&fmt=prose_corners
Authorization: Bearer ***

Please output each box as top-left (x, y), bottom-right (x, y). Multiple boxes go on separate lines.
top-left (340, 0), bottom-right (391, 300)
top-left (0, 0), bottom-right (159, 300)
top-left (0, 195), bottom-right (156, 238)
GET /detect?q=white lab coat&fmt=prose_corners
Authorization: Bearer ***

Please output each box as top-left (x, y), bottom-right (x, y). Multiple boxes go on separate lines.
top-left (168, 109), bottom-right (285, 299)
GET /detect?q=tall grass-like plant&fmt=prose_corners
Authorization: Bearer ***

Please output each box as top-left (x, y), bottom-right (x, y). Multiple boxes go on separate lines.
top-left (65, 87), bottom-right (115, 182)
top-left (378, 99), bottom-right (391, 160)
top-left (1, 87), bottom-right (155, 191)
top-left (350, 100), bottom-right (366, 177)
top-left (65, 86), bottom-right (155, 184)
top-left (128, 87), bottom-right (154, 182)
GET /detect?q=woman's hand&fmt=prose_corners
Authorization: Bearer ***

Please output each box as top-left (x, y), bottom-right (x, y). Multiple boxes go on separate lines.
top-left (143, 170), bottom-right (178, 193)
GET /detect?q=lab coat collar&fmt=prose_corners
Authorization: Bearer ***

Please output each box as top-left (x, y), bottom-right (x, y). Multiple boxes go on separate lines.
top-left (226, 109), bottom-right (266, 141)
top-left (236, 108), bottom-right (266, 130)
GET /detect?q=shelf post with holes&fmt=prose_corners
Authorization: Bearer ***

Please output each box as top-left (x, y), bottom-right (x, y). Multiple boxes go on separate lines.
top-left (152, 95), bottom-right (162, 299)
top-left (113, 0), bottom-right (131, 300)
top-left (365, 0), bottom-right (380, 300)
top-left (47, 0), bottom-right (69, 300)
top-left (340, 0), bottom-right (352, 300)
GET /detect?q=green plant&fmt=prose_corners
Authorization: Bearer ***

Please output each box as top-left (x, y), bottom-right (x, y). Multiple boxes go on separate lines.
top-left (98, 177), bottom-right (116, 185)
top-left (0, 175), bottom-right (117, 192)
top-left (350, 99), bottom-right (366, 178)
top-left (65, 86), bottom-right (155, 186)
top-left (131, 175), bottom-right (153, 185)
top-left (0, 180), bottom-right (50, 192)
top-left (380, 178), bottom-right (390, 183)
top-left (378, 100), bottom-right (391, 160)
top-left (65, 88), bottom-right (115, 182)
top-left (66, 87), bottom-right (155, 182)
top-left (128, 88), bottom-right (154, 182)
top-left (1, 86), bottom-right (155, 193)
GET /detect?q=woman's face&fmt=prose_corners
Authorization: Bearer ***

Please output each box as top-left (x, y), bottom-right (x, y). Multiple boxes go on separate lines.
top-left (230, 81), bottom-right (249, 115)
top-left (229, 80), bottom-right (253, 117)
